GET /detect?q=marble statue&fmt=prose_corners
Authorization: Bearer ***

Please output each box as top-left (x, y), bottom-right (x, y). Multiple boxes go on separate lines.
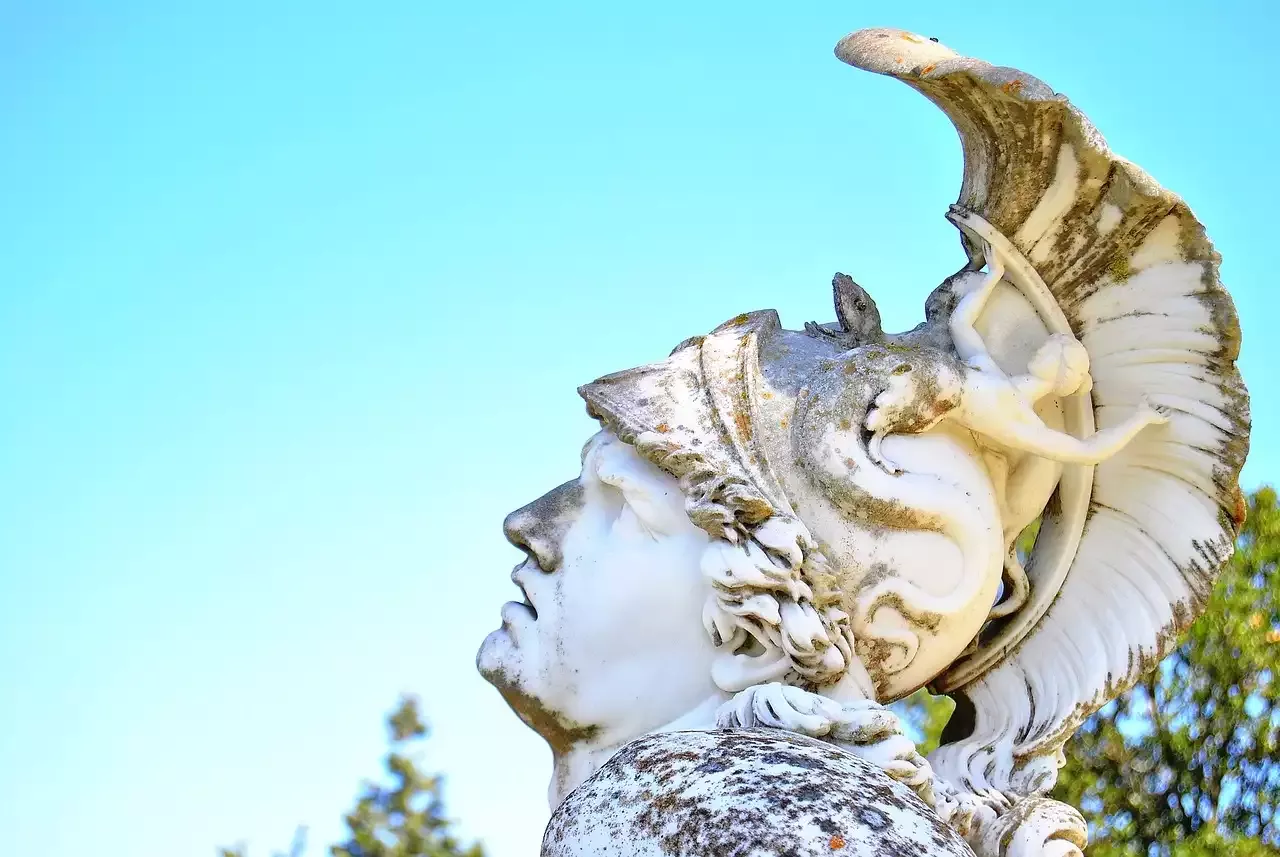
top-left (477, 27), bottom-right (1250, 857)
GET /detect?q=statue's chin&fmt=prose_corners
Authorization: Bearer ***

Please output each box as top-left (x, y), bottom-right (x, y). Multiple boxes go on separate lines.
top-left (476, 627), bottom-right (531, 701)
top-left (476, 631), bottom-right (601, 761)
top-left (476, 596), bottom-right (540, 676)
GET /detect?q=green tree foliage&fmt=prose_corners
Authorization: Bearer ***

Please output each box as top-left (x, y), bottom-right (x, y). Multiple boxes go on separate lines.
top-left (223, 696), bottom-right (483, 857)
top-left (892, 689), bottom-right (955, 756)
top-left (1051, 486), bottom-right (1279, 856)
top-left (905, 487), bottom-right (1278, 856)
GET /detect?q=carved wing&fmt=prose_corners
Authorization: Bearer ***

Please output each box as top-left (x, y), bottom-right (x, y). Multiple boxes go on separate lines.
top-left (836, 29), bottom-right (1250, 796)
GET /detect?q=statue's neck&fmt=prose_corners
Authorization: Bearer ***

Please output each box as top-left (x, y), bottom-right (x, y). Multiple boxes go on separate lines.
top-left (547, 695), bottom-right (727, 808)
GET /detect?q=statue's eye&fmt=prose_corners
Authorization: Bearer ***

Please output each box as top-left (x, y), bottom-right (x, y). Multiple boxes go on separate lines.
top-left (594, 469), bottom-right (660, 539)
top-left (587, 479), bottom-right (622, 521)
top-left (615, 501), bottom-right (658, 541)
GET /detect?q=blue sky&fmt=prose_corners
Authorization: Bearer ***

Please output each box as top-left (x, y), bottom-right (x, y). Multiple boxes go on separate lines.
top-left (1, 2), bottom-right (1276, 856)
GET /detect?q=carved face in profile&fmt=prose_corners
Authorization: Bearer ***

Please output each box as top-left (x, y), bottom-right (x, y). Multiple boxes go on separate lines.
top-left (470, 30), bottom-right (1250, 857)
top-left (476, 432), bottom-right (719, 756)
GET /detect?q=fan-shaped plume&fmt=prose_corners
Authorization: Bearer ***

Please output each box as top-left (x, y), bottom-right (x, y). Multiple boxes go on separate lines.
top-left (836, 27), bottom-right (1249, 796)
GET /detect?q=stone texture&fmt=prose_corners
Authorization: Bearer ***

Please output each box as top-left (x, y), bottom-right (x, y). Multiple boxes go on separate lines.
top-left (477, 25), bottom-right (1251, 857)
top-left (543, 729), bottom-right (973, 857)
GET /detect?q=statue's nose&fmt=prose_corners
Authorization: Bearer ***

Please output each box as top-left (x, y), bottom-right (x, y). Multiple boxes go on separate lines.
top-left (502, 479), bottom-right (583, 574)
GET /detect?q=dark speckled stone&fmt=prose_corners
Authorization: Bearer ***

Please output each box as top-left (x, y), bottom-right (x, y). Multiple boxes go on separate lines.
top-left (543, 729), bottom-right (973, 856)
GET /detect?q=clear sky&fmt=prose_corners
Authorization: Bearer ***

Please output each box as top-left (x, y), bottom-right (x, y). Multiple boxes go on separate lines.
top-left (1, 2), bottom-right (1276, 856)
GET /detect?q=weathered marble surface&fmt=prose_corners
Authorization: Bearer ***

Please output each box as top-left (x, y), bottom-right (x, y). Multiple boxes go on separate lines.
top-left (477, 25), bottom-right (1250, 857)
top-left (544, 730), bottom-right (974, 857)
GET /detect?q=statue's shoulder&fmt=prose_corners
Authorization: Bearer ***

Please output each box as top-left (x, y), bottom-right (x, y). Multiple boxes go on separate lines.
top-left (543, 728), bottom-right (973, 857)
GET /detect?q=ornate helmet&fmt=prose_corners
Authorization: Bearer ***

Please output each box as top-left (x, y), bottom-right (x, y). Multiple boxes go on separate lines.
top-left (580, 27), bottom-right (1248, 800)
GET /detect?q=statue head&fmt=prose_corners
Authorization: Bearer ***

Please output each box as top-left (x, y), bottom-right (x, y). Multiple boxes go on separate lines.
top-left (476, 432), bottom-right (719, 771)
top-left (1026, 334), bottom-right (1092, 398)
top-left (476, 28), bottom-right (1249, 857)
top-left (479, 306), bottom-right (1012, 805)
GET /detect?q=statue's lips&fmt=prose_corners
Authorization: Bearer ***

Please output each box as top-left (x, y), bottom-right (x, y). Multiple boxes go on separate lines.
top-left (501, 600), bottom-right (536, 626)
top-left (507, 567), bottom-right (538, 619)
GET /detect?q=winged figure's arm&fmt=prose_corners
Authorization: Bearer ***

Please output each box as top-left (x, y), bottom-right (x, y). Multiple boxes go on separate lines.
top-left (949, 251), bottom-right (1006, 375)
top-left (960, 400), bottom-right (1168, 465)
